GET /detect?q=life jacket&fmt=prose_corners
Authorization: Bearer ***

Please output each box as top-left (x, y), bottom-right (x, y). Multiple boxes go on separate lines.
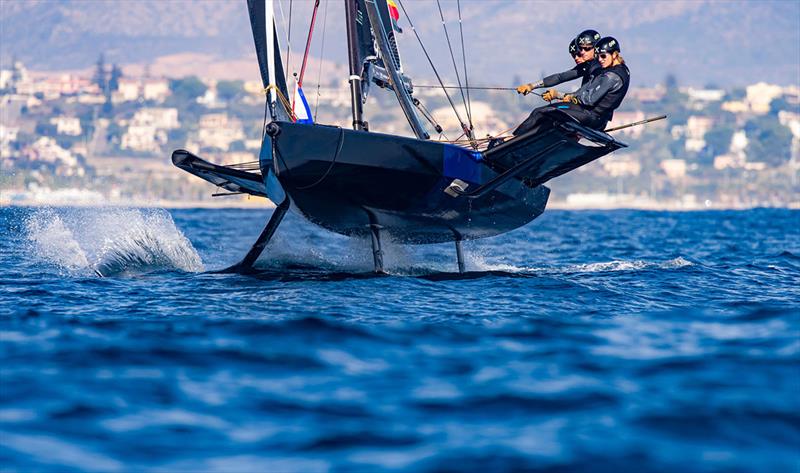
top-left (591, 63), bottom-right (630, 122)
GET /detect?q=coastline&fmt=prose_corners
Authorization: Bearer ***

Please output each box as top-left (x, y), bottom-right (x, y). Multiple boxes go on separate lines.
top-left (3, 198), bottom-right (797, 211)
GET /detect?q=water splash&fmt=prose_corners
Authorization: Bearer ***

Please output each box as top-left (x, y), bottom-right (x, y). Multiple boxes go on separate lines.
top-left (25, 210), bottom-right (91, 272)
top-left (24, 208), bottom-right (204, 276)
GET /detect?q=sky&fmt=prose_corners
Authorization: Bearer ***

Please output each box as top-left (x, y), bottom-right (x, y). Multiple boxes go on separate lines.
top-left (1, 0), bottom-right (799, 88)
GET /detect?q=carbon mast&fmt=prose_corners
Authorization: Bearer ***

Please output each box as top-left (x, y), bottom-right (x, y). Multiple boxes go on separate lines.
top-left (348, 0), bottom-right (428, 139)
top-left (344, 0), bottom-right (368, 131)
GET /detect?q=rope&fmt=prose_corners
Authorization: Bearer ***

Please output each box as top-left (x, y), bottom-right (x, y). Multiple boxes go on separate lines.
top-left (264, 84), bottom-right (297, 121)
top-left (313, 0), bottom-right (329, 122)
top-left (396, 0), bottom-right (470, 142)
top-left (435, 0), bottom-right (473, 143)
top-left (435, 125), bottom-right (516, 148)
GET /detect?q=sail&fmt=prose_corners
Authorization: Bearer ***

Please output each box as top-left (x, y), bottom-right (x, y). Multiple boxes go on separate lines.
top-left (246, 0), bottom-right (290, 120)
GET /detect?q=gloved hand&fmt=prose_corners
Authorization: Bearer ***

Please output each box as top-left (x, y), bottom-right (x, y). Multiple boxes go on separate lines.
top-left (562, 94), bottom-right (579, 104)
top-left (516, 83), bottom-right (534, 95)
top-left (542, 89), bottom-right (560, 102)
top-left (516, 81), bottom-right (544, 95)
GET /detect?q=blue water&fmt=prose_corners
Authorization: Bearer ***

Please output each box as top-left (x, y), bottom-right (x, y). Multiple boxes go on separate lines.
top-left (1, 206), bottom-right (798, 472)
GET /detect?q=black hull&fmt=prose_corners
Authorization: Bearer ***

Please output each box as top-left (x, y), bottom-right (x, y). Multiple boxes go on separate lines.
top-left (269, 122), bottom-right (550, 244)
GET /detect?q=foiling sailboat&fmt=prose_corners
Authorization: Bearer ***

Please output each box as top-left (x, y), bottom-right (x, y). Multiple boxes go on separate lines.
top-left (172, 0), bottom-right (627, 273)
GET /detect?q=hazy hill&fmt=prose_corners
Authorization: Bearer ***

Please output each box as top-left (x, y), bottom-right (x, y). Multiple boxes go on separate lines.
top-left (1, 0), bottom-right (798, 88)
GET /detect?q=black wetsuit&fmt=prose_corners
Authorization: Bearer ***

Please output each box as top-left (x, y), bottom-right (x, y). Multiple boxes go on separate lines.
top-left (513, 63), bottom-right (630, 136)
top-left (541, 59), bottom-right (601, 88)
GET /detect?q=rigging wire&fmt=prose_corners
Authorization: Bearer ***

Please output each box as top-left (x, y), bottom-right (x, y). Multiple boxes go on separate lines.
top-left (395, 0), bottom-right (470, 144)
top-left (456, 0), bottom-right (473, 131)
top-left (313, 0), bottom-right (329, 121)
top-left (275, 0), bottom-right (289, 47)
top-left (285, 0), bottom-right (293, 85)
top-left (415, 84), bottom-right (543, 96)
top-left (435, 0), bottom-right (473, 139)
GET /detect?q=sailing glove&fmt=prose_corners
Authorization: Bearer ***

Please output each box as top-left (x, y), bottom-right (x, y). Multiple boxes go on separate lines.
top-left (542, 89), bottom-right (561, 102)
top-left (517, 81), bottom-right (545, 95)
top-left (516, 83), bottom-right (534, 95)
top-left (562, 94), bottom-right (579, 104)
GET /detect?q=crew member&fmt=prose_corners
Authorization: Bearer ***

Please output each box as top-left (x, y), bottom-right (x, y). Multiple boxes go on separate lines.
top-left (512, 36), bottom-right (630, 136)
top-left (515, 29), bottom-right (602, 97)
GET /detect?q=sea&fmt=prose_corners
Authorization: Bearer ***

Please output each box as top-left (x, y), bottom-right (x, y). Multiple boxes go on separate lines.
top-left (1, 206), bottom-right (798, 472)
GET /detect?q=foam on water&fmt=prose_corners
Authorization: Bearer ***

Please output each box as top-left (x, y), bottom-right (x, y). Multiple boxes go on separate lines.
top-left (468, 252), bottom-right (694, 275)
top-left (24, 208), bottom-right (204, 276)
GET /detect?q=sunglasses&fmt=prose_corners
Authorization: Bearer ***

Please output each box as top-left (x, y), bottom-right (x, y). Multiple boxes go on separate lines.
top-left (599, 53), bottom-right (612, 60)
top-left (579, 46), bottom-right (594, 52)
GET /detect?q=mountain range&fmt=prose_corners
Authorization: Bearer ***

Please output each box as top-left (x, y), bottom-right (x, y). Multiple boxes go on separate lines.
top-left (1, 0), bottom-right (798, 88)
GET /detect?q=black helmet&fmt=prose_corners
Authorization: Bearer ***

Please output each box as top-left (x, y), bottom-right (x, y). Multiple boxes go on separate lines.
top-left (569, 38), bottom-right (578, 56)
top-left (576, 29), bottom-right (601, 47)
top-left (595, 36), bottom-right (621, 55)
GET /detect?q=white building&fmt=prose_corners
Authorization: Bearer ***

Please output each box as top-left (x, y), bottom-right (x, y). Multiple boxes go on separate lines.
top-left (142, 78), bottom-right (170, 103)
top-left (131, 107), bottom-right (180, 129)
top-left (24, 137), bottom-right (79, 168)
top-left (714, 153), bottom-right (745, 170)
top-left (660, 159), bottom-right (687, 179)
top-left (0, 125), bottom-right (19, 158)
top-left (684, 115), bottom-right (715, 152)
top-left (778, 111), bottom-right (800, 138)
top-left (121, 125), bottom-right (168, 153)
top-left (686, 87), bottom-right (725, 103)
top-left (0, 70), bottom-right (13, 90)
top-left (721, 100), bottom-right (749, 114)
top-left (50, 116), bottom-right (82, 136)
top-left (194, 113), bottom-right (245, 151)
top-left (115, 78), bottom-right (140, 102)
top-left (746, 82), bottom-right (783, 115)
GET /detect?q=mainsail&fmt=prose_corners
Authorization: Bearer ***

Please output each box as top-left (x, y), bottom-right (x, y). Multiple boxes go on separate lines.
top-left (246, 0), bottom-right (291, 122)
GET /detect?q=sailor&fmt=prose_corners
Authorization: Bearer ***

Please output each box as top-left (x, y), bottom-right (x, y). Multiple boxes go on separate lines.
top-left (512, 36), bottom-right (629, 136)
top-left (515, 29), bottom-right (602, 97)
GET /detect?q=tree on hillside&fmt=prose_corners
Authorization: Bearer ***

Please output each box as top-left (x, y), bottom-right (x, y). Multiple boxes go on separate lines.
top-left (704, 127), bottom-right (734, 156)
top-left (745, 116), bottom-right (793, 167)
top-left (216, 80), bottom-right (244, 103)
top-left (93, 53), bottom-right (108, 93)
top-left (664, 74), bottom-right (678, 92)
top-left (169, 77), bottom-right (207, 103)
top-left (109, 64), bottom-right (123, 92)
